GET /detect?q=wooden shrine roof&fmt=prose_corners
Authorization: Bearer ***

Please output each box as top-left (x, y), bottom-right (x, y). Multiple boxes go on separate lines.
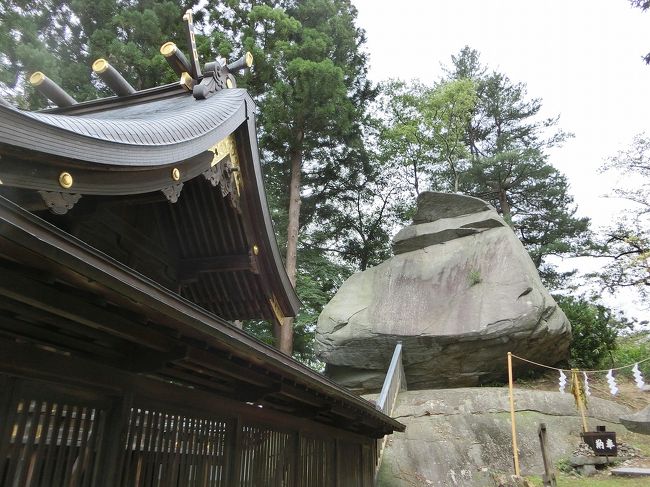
top-left (0, 84), bottom-right (299, 324)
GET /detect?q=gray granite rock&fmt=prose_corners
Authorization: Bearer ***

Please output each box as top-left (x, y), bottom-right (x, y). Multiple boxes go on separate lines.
top-left (371, 388), bottom-right (633, 487)
top-left (412, 192), bottom-right (492, 224)
top-left (315, 192), bottom-right (571, 391)
top-left (620, 405), bottom-right (650, 435)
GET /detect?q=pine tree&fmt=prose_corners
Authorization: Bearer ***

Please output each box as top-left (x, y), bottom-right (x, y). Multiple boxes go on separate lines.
top-left (445, 47), bottom-right (590, 287)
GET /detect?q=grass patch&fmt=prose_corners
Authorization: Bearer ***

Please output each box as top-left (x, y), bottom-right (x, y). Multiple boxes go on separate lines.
top-left (527, 474), bottom-right (650, 486)
top-left (468, 269), bottom-right (482, 286)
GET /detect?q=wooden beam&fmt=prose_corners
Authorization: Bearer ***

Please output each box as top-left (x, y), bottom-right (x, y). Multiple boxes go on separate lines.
top-left (178, 253), bottom-right (257, 282)
top-left (186, 347), bottom-right (272, 388)
top-left (0, 313), bottom-right (123, 360)
top-left (129, 345), bottom-right (188, 373)
top-left (0, 267), bottom-right (176, 352)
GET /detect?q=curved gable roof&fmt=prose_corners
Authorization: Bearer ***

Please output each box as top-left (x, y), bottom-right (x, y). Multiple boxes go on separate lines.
top-left (0, 85), bottom-right (300, 323)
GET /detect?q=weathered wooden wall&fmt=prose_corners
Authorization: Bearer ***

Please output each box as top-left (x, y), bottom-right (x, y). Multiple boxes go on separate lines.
top-left (0, 373), bottom-right (377, 487)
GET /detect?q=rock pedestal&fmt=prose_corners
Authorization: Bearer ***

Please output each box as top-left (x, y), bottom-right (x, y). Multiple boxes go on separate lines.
top-left (315, 192), bottom-right (571, 391)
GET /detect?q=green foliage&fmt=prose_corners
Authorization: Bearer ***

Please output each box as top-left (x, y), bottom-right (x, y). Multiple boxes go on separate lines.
top-left (556, 295), bottom-right (633, 369)
top-left (468, 269), bottom-right (482, 286)
top-left (209, 0), bottom-right (376, 353)
top-left (444, 47), bottom-right (589, 288)
top-left (376, 78), bottom-right (477, 194)
top-left (554, 457), bottom-right (573, 474)
top-left (0, 0), bottom-right (189, 107)
top-left (601, 331), bottom-right (650, 376)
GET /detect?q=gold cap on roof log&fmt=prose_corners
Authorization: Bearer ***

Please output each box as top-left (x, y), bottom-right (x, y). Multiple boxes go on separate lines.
top-left (92, 59), bottom-right (135, 96)
top-left (29, 72), bottom-right (77, 107)
top-left (161, 41), bottom-right (193, 78)
top-left (29, 72), bottom-right (45, 86)
top-left (227, 52), bottom-right (254, 73)
top-left (160, 42), bottom-right (177, 57)
top-left (92, 58), bottom-right (109, 74)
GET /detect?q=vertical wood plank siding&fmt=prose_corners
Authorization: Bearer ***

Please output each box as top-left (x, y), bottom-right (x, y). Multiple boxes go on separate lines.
top-left (0, 386), bottom-right (108, 487)
top-left (1, 378), bottom-right (376, 487)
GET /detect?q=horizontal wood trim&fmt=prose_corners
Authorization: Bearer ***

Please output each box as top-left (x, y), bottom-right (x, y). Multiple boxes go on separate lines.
top-left (0, 338), bottom-right (380, 443)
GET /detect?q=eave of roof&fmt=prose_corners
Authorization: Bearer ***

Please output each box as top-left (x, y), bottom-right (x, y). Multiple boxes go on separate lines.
top-left (0, 195), bottom-right (405, 435)
top-left (0, 86), bottom-right (300, 318)
top-left (0, 88), bottom-right (248, 167)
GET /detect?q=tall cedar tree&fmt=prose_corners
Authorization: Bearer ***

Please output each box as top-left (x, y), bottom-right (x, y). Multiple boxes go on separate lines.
top-left (209, 0), bottom-right (374, 354)
top-left (0, 0), bottom-right (194, 108)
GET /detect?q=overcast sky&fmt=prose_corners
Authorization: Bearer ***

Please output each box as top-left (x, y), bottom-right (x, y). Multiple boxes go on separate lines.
top-left (352, 0), bottom-right (650, 319)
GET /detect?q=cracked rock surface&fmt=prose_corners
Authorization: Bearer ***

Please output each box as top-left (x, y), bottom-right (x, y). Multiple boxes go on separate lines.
top-left (315, 192), bottom-right (571, 391)
top-left (369, 388), bottom-right (631, 486)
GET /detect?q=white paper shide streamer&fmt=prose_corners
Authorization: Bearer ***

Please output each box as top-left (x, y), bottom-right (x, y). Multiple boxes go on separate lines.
top-left (583, 371), bottom-right (591, 396)
top-left (558, 370), bottom-right (567, 393)
top-left (632, 363), bottom-right (646, 390)
top-left (606, 369), bottom-right (619, 395)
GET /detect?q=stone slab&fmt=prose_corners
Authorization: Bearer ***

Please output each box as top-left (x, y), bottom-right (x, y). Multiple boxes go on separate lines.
top-left (611, 467), bottom-right (650, 476)
top-left (413, 192), bottom-right (493, 223)
top-left (570, 455), bottom-right (611, 466)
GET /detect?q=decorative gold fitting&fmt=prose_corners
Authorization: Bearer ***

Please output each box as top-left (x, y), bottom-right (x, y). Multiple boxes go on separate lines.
top-left (180, 72), bottom-right (194, 91)
top-left (160, 42), bottom-right (177, 57)
top-left (92, 58), bottom-right (109, 74)
top-left (226, 78), bottom-right (233, 89)
top-left (29, 72), bottom-right (45, 86)
top-left (171, 168), bottom-right (180, 181)
top-left (245, 52), bottom-right (254, 67)
top-left (252, 244), bottom-right (259, 255)
top-left (59, 172), bottom-right (73, 189)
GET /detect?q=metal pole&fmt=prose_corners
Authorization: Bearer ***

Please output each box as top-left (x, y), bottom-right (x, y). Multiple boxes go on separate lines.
top-left (507, 352), bottom-right (521, 476)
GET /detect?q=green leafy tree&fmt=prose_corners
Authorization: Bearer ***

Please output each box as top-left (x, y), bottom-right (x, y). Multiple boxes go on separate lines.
top-left (0, 0), bottom-right (190, 108)
top-left (377, 78), bottom-right (477, 195)
top-left (556, 295), bottom-right (633, 369)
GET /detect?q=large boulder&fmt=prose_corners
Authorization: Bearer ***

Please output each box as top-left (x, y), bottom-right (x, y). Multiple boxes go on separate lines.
top-left (315, 192), bottom-right (571, 391)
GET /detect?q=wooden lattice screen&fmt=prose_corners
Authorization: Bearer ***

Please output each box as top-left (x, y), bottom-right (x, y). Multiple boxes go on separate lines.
top-left (120, 408), bottom-right (230, 487)
top-left (298, 435), bottom-right (335, 487)
top-left (238, 423), bottom-right (293, 487)
top-left (1, 378), bottom-right (376, 487)
top-left (0, 384), bottom-right (108, 487)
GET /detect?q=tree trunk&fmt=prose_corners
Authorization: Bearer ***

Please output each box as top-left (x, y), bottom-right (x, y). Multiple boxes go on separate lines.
top-left (498, 188), bottom-right (512, 226)
top-left (275, 140), bottom-right (302, 355)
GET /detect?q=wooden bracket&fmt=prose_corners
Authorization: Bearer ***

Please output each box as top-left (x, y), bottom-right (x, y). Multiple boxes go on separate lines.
top-left (38, 191), bottom-right (81, 215)
top-left (161, 182), bottom-right (184, 203)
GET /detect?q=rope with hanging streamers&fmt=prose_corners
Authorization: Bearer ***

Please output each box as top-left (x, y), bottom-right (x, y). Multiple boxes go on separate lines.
top-left (510, 354), bottom-right (650, 373)
top-left (510, 353), bottom-right (650, 395)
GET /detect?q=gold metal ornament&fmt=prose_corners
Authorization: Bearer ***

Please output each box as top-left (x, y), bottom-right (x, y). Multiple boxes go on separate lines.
top-left (58, 172), bottom-right (73, 189)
